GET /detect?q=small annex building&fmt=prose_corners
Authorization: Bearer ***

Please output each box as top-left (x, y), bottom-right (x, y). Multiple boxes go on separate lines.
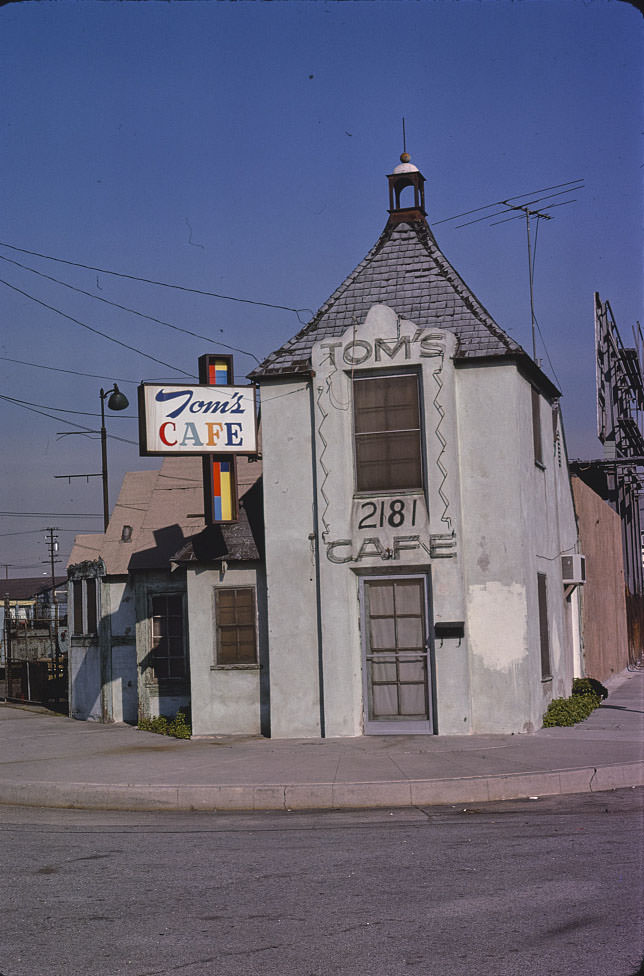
top-left (67, 455), bottom-right (267, 735)
top-left (250, 154), bottom-right (582, 737)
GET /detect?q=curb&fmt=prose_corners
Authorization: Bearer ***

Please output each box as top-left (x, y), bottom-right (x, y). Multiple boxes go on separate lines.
top-left (0, 761), bottom-right (641, 812)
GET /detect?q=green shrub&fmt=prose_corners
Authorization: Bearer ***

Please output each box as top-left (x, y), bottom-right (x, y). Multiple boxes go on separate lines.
top-left (167, 710), bottom-right (191, 739)
top-left (543, 693), bottom-right (600, 727)
top-left (572, 677), bottom-right (608, 701)
top-left (138, 708), bottom-right (191, 740)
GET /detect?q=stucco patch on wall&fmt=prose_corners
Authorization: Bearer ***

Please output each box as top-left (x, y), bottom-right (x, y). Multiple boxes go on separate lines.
top-left (468, 582), bottom-right (528, 671)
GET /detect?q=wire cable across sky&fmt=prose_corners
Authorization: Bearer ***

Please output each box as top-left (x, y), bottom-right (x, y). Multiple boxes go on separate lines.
top-left (0, 239), bottom-right (315, 322)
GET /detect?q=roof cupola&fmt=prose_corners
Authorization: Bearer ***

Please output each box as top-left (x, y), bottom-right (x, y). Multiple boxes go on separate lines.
top-left (387, 152), bottom-right (427, 224)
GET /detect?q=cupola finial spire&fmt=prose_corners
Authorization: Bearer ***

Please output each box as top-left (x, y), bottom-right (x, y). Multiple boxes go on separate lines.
top-left (386, 132), bottom-right (427, 224)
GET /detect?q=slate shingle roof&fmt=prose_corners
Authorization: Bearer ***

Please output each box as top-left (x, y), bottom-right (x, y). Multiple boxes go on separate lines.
top-left (171, 477), bottom-right (264, 565)
top-left (250, 218), bottom-right (527, 380)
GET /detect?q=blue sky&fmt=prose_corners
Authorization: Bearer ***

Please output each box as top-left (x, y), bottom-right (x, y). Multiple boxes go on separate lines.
top-left (0, 1), bottom-right (641, 576)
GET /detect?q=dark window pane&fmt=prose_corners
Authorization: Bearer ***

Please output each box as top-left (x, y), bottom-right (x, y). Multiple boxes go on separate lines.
top-left (167, 616), bottom-right (182, 637)
top-left (532, 387), bottom-right (543, 465)
top-left (166, 595), bottom-right (183, 616)
top-left (85, 578), bottom-right (97, 635)
top-left (153, 656), bottom-right (169, 679)
top-left (169, 658), bottom-right (186, 679)
top-left (150, 593), bottom-right (186, 683)
top-left (73, 581), bottom-right (83, 635)
top-left (537, 573), bottom-right (551, 678)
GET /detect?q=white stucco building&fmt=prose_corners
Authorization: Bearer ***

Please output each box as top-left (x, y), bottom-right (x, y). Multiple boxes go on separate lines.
top-left (251, 155), bottom-right (581, 737)
top-left (67, 154), bottom-right (582, 739)
top-left (67, 455), bottom-right (268, 735)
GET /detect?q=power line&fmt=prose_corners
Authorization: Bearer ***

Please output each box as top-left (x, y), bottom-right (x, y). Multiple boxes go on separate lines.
top-left (0, 252), bottom-right (261, 364)
top-left (0, 240), bottom-right (314, 322)
top-left (0, 394), bottom-right (138, 444)
top-left (433, 179), bottom-right (584, 226)
top-left (0, 512), bottom-right (103, 518)
top-left (0, 276), bottom-right (195, 377)
top-left (0, 355), bottom-right (140, 385)
top-left (0, 527), bottom-right (97, 538)
top-left (0, 392), bottom-right (135, 419)
top-left (1, 353), bottom-right (310, 407)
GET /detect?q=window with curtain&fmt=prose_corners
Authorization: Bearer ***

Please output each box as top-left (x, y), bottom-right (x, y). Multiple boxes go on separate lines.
top-left (353, 373), bottom-right (423, 493)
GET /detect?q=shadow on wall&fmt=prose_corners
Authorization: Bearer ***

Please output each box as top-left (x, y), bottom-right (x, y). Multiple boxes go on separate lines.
top-left (128, 524), bottom-right (188, 572)
top-left (70, 594), bottom-right (138, 724)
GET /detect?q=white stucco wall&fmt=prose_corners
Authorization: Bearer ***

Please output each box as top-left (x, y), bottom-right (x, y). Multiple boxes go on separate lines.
top-left (260, 381), bottom-right (322, 737)
top-left (187, 563), bottom-right (265, 736)
top-left (261, 304), bottom-right (578, 737)
top-left (101, 577), bottom-right (137, 724)
top-left (308, 305), bottom-right (469, 734)
top-left (69, 641), bottom-right (102, 721)
top-left (456, 365), bottom-right (576, 732)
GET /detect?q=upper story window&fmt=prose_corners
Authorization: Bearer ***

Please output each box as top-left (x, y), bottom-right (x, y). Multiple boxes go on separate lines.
top-left (72, 578), bottom-right (98, 636)
top-left (353, 373), bottom-right (423, 493)
top-left (531, 387), bottom-right (544, 467)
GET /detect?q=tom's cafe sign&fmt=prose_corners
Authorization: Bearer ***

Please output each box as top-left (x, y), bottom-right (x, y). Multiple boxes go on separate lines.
top-left (138, 354), bottom-right (257, 525)
top-left (138, 383), bottom-right (257, 456)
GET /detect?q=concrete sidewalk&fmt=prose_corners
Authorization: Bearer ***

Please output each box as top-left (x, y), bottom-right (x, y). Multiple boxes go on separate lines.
top-left (0, 669), bottom-right (642, 812)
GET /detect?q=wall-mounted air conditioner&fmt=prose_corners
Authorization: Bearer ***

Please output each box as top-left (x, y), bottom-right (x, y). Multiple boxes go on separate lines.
top-left (561, 554), bottom-right (586, 585)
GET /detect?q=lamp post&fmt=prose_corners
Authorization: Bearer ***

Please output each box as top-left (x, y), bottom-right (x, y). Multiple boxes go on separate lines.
top-left (99, 384), bottom-right (129, 531)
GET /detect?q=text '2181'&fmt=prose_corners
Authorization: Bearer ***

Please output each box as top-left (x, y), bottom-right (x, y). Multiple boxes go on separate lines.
top-left (357, 498), bottom-right (418, 530)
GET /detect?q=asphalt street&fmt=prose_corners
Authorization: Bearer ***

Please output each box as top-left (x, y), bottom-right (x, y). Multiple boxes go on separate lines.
top-left (1, 788), bottom-right (642, 976)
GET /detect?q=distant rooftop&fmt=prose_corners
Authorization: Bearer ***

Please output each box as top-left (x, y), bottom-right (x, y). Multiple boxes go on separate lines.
top-left (1, 577), bottom-right (66, 602)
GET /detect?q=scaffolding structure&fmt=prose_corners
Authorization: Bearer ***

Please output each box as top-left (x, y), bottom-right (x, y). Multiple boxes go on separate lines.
top-left (587, 293), bottom-right (644, 662)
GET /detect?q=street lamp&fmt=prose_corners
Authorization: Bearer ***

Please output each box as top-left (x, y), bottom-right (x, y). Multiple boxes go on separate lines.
top-left (100, 384), bottom-right (129, 531)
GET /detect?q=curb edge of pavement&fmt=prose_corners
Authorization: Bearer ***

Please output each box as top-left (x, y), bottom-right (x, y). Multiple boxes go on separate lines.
top-left (0, 761), bottom-right (642, 812)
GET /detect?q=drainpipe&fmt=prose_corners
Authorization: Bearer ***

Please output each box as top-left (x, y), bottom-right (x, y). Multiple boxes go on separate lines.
top-left (308, 381), bottom-right (326, 738)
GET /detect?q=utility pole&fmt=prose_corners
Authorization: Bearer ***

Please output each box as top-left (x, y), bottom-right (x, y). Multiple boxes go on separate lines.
top-left (3, 595), bottom-right (11, 700)
top-left (55, 383), bottom-right (129, 533)
top-left (44, 528), bottom-right (60, 688)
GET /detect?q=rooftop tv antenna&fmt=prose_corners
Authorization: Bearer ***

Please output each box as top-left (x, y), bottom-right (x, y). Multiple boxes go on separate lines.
top-left (435, 178), bottom-right (584, 365)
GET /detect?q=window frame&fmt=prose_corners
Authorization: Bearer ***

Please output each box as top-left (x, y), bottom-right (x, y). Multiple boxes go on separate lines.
top-left (71, 578), bottom-right (98, 637)
top-left (537, 572), bottom-right (551, 680)
top-left (213, 585), bottom-right (259, 668)
top-left (352, 370), bottom-right (424, 495)
top-left (148, 591), bottom-right (188, 685)
top-left (532, 386), bottom-right (544, 467)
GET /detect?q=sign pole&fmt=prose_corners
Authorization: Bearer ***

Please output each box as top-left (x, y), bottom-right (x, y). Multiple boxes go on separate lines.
top-left (198, 354), bottom-right (238, 524)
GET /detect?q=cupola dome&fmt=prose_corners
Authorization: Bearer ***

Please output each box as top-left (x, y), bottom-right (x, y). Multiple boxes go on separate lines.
top-left (387, 153), bottom-right (426, 224)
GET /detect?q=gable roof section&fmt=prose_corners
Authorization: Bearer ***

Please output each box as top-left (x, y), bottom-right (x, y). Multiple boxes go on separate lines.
top-left (251, 219), bottom-right (526, 380)
top-left (67, 455), bottom-right (263, 576)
